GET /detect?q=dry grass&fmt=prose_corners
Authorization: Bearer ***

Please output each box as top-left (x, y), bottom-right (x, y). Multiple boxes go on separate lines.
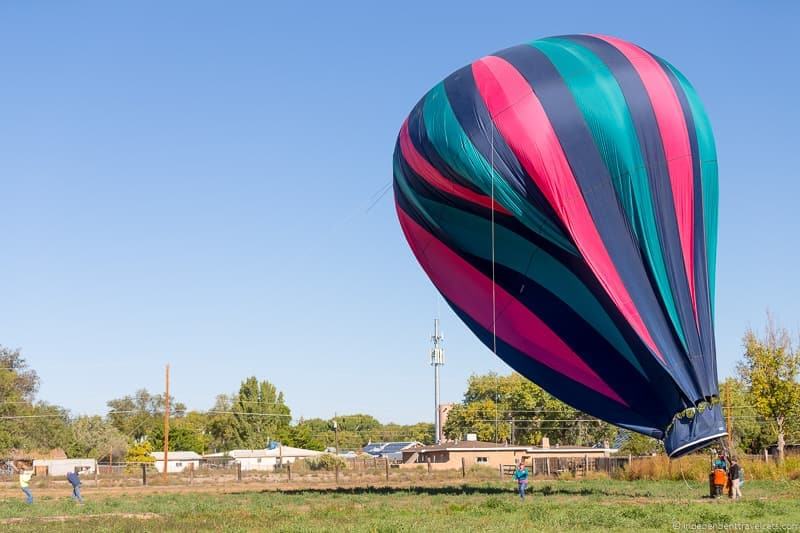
top-left (614, 455), bottom-right (800, 482)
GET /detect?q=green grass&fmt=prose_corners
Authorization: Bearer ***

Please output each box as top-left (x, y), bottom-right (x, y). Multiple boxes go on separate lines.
top-left (1, 479), bottom-right (798, 532)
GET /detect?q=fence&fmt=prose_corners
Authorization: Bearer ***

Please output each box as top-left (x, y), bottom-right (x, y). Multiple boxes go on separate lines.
top-left (0, 455), bottom-right (634, 489)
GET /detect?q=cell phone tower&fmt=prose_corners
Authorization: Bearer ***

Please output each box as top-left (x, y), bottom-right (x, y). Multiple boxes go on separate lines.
top-left (430, 318), bottom-right (445, 444)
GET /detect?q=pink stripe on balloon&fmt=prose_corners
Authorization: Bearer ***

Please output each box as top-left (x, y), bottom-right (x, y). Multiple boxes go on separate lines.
top-left (592, 34), bottom-right (697, 322)
top-left (471, 55), bottom-right (662, 361)
top-left (397, 203), bottom-right (628, 406)
top-left (399, 120), bottom-right (510, 215)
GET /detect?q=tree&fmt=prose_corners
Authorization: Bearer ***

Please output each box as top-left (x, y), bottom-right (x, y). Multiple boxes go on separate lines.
top-left (616, 431), bottom-right (663, 456)
top-left (150, 426), bottom-right (208, 454)
top-left (719, 377), bottom-right (775, 454)
top-left (126, 440), bottom-right (155, 464)
top-left (443, 372), bottom-right (616, 446)
top-left (67, 416), bottom-right (129, 461)
top-left (736, 314), bottom-right (800, 462)
top-left (0, 347), bottom-right (74, 453)
top-left (206, 395), bottom-right (237, 452)
top-left (106, 389), bottom-right (186, 441)
top-left (229, 377), bottom-right (291, 449)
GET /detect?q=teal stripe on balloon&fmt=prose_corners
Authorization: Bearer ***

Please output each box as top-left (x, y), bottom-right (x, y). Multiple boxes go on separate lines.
top-left (534, 37), bottom-right (689, 352)
top-left (421, 82), bottom-right (576, 256)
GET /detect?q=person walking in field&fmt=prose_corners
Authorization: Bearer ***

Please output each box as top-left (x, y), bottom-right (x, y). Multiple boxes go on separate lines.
top-left (66, 470), bottom-right (83, 503)
top-left (17, 463), bottom-right (34, 504)
top-left (728, 457), bottom-right (742, 500)
top-left (514, 461), bottom-right (529, 500)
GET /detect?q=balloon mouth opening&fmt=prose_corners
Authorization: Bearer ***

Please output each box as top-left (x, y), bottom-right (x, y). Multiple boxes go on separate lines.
top-left (664, 402), bottom-right (727, 458)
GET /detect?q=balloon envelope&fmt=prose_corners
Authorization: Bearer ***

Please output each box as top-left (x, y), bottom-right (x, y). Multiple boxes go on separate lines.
top-left (393, 35), bottom-right (724, 457)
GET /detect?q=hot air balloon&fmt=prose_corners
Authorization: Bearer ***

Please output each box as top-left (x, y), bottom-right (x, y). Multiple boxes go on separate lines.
top-left (393, 35), bottom-right (723, 457)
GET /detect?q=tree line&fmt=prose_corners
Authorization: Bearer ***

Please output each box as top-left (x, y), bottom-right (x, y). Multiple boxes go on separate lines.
top-left (0, 346), bottom-right (433, 463)
top-left (1, 313), bottom-right (798, 462)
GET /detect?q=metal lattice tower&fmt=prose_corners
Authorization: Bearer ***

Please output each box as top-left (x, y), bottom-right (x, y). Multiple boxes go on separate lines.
top-left (430, 319), bottom-right (445, 444)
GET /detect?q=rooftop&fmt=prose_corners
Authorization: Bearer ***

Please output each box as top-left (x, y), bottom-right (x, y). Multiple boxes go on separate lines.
top-left (150, 451), bottom-right (202, 461)
top-left (404, 441), bottom-right (618, 453)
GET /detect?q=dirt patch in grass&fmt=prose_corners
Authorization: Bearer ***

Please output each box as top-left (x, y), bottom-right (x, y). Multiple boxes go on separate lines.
top-left (0, 512), bottom-right (161, 524)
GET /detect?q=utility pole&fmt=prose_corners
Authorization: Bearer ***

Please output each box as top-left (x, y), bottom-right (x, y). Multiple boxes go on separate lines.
top-left (333, 414), bottom-right (339, 456)
top-left (163, 363), bottom-right (170, 483)
top-left (430, 319), bottom-right (445, 444)
top-left (725, 380), bottom-right (733, 450)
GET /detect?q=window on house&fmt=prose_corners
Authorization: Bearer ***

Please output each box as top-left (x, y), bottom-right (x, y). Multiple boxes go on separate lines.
top-left (175, 462), bottom-right (182, 468)
top-left (257, 458), bottom-right (262, 463)
top-left (476, 457), bottom-right (488, 464)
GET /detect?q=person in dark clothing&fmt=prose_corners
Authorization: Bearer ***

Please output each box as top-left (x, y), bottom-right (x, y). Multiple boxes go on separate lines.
top-left (728, 458), bottom-right (742, 500)
top-left (66, 470), bottom-right (83, 503)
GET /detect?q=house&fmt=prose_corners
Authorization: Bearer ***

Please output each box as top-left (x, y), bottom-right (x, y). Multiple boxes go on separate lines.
top-left (150, 451), bottom-right (202, 473)
top-left (206, 445), bottom-right (323, 471)
top-left (32, 458), bottom-right (96, 476)
top-left (401, 438), bottom-right (617, 471)
top-left (363, 442), bottom-right (421, 461)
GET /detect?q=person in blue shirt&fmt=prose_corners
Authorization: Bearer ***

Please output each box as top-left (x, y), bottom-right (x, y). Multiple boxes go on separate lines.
top-left (513, 461), bottom-right (529, 500)
top-left (66, 470), bottom-right (83, 503)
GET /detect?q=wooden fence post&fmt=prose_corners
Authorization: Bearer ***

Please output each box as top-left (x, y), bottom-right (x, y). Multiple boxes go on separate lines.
top-left (584, 455), bottom-right (588, 476)
top-left (427, 458), bottom-right (431, 475)
top-left (335, 461), bottom-right (340, 485)
top-left (141, 464), bottom-right (147, 486)
top-left (287, 462), bottom-right (292, 482)
top-left (499, 464), bottom-right (503, 480)
top-left (95, 464), bottom-right (99, 487)
top-left (237, 462), bottom-right (242, 482)
top-left (384, 458), bottom-right (389, 482)
top-left (545, 458), bottom-right (550, 477)
top-left (189, 463), bottom-right (194, 485)
top-left (461, 457), bottom-right (466, 478)
top-left (531, 459), bottom-right (536, 476)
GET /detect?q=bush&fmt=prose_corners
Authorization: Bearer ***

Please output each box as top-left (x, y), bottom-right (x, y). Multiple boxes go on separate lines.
top-left (305, 454), bottom-right (346, 471)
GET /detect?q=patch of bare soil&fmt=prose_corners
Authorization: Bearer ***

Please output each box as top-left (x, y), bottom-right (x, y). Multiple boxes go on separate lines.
top-left (0, 512), bottom-right (161, 524)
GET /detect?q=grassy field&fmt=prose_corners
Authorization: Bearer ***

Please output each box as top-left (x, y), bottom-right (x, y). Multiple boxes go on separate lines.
top-left (1, 479), bottom-right (798, 532)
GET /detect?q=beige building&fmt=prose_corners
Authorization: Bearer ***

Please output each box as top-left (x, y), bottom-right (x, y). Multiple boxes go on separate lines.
top-left (400, 438), bottom-right (616, 471)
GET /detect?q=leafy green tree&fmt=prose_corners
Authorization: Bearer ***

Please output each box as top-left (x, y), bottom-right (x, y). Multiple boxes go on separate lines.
top-left (444, 372), bottom-right (616, 446)
top-left (616, 431), bottom-right (663, 456)
top-left (0, 346), bottom-right (41, 452)
top-left (736, 315), bottom-right (800, 461)
top-left (106, 389), bottom-right (186, 441)
top-left (67, 415), bottom-right (129, 460)
top-left (230, 377), bottom-right (291, 448)
top-left (126, 440), bottom-right (155, 463)
top-left (719, 377), bottom-right (775, 454)
top-left (150, 426), bottom-right (208, 454)
top-left (206, 395), bottom-right (237, 452)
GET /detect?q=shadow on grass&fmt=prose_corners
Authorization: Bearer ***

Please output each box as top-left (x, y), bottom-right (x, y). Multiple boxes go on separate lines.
top-left (240, 484), bottom-right (653, 498)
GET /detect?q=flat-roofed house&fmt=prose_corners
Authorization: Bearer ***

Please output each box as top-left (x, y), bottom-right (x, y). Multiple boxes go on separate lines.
top-left (151, 451), bottom-right (202, 473)
top-left (401, 438), bottom-right (617, 471)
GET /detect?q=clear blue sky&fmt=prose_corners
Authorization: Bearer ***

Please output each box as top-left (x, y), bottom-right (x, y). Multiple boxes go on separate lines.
top-left (1, 1), bottom-right (798, 425)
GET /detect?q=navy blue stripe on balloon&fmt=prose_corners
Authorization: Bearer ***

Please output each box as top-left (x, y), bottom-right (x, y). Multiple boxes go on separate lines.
top-left (442, 65), bottom-right (565, 232)
top-left (654, 55), bottom-right (717, 399)
top-left (559, 34), bottom-right (706, 400)
top-left (448, 298), bottom-right (665, 435)
top-left (493, 42), bottom-right (701, 402)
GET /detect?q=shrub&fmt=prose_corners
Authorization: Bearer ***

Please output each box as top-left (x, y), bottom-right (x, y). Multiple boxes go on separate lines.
top-left (305, 454), bottom-right (346, 471)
